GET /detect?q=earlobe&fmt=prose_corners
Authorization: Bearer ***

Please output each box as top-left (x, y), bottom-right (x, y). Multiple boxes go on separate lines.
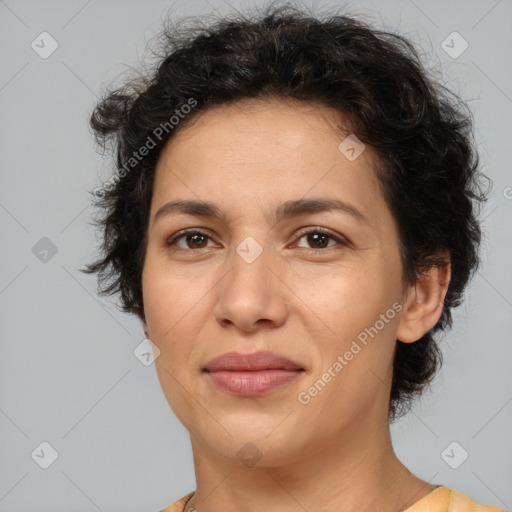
top-left (396, 253), bottom-right (451, 343)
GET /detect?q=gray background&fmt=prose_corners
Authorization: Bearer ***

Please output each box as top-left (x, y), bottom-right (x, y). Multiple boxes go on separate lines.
top-left (0, 0), bottom-right (511, 511)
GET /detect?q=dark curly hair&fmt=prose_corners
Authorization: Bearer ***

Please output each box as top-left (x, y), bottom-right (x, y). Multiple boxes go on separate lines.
top-left (83, 3), bottom-right (488, 421)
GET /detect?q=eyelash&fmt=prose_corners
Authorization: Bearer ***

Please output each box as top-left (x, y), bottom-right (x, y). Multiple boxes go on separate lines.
top-left (166, 227), bottom-right (348, 255)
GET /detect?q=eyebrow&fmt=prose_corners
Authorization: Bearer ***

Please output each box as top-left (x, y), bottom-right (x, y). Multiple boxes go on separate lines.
top-left (153, 197), bottom-right (369, 225)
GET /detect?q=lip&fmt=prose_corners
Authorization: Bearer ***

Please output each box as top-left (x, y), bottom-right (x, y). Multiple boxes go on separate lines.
top-left (204, 350), bottom-right (304, 372)
top-left (203, 351), bottom-right (305, 396)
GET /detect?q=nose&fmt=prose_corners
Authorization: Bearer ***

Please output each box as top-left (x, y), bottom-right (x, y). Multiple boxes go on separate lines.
top-left (212, 240), bottom-right (289, 333)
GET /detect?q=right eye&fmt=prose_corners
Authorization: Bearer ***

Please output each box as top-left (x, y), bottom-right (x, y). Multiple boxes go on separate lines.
top-left (166, 229), bottom-right (217, 251)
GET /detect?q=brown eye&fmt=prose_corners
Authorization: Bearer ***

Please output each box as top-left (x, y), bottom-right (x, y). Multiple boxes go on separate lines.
top-left (295, 227), bottom-right (346, 252)
top-left (303, 232), bottom-right (331, 249)
top-left (167, 230), bottom-right (214, 250)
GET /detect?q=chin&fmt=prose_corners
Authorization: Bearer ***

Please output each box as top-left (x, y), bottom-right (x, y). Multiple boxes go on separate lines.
top-left (190, 415), bottom-right (313, 468)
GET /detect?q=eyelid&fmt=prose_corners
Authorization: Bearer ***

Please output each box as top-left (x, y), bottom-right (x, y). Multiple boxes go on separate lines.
top-left (166, 226), bottom-right (349, 251)
top-left (293, 225), bottom-right (347, 242)
top-left (166, 228), bottom-right (218, 248)
top-left (290, 225), bottom-right (349, 251)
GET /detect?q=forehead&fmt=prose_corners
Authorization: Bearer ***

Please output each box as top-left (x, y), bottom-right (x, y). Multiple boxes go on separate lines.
top-left (163, 97), bottom-right (355, 159)
top-left (150, 98), bottom-right (387, 227)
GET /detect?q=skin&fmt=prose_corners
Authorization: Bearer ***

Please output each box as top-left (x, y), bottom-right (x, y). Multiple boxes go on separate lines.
top-left (140, 97), bottom-right (451, 512)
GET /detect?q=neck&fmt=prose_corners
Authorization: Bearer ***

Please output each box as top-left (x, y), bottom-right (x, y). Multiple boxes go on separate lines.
top-left (185, 409), bottom-right (435, 512)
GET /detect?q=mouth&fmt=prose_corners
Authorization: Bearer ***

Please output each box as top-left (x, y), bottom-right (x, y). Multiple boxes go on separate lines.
top-left (203, 351), bottom-right (305, 396)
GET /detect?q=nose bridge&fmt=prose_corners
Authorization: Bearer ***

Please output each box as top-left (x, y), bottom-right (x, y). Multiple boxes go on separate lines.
top-left (213, 233), bottom-right (288, 330)
top-left (227, 233), bottom-right (272, 294)
top-left (235, 234), bottom-right (266, 267)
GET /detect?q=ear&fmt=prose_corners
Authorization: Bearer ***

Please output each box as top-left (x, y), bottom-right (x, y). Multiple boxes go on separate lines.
top-left (396, 251), bottom-right (451, 343)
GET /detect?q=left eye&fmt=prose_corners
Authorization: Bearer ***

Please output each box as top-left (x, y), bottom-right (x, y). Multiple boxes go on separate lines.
top-left (166, 228), bottom-right (346, 251)
top-left (294, 228), bottom-right (346, 250)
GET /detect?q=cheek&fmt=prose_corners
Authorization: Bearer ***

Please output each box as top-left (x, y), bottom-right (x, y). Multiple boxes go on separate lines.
top-left (142, 255), bottom-right (216, 395)
top-left (294, 275), bottom-right (399, 422)
top-left (142, 260), bottom-right (205, 422)
top-left (142, 254), bottom-right (212, 338)
top-left (287, 258), bottom-right (397, 336)
top-left (287, 259), bottom-right (401, 393)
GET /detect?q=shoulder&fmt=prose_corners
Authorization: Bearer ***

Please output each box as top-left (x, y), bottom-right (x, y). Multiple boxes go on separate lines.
top-left (159, 488), bottom-right (507, 512)
top-left (158, 491), bottom-right (195, 512)
top-left (448, 488), bottom-right (506, 512)
top-left (405, 485), bottom-right (506, 512)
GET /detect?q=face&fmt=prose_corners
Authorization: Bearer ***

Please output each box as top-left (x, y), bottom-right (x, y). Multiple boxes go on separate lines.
top-left (142, 98), bottom-right (411, 466)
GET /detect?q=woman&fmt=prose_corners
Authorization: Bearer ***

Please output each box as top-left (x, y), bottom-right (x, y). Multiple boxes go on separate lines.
top-left (84, 4), bottom-right (503, 511)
